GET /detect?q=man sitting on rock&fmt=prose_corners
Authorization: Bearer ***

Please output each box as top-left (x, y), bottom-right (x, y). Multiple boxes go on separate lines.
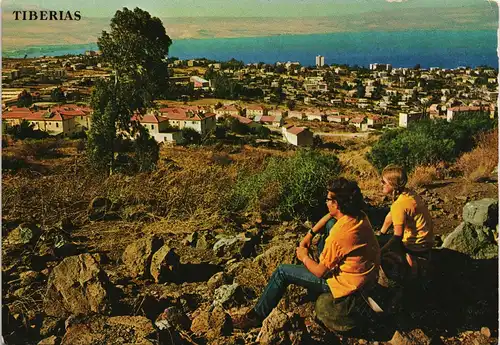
top-left (233, 177), bottom-right (381, 330)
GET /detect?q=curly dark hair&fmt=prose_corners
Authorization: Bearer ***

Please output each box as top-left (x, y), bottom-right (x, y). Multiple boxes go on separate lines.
top-left (327, 177), bottom-right (365, 219)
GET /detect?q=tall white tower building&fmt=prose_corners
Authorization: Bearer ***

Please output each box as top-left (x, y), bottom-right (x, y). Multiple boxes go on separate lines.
top-left (315, 55), bottom-right (325, 67)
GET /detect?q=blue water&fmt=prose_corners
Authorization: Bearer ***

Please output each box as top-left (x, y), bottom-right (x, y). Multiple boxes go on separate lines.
top-left (3, 30), bottom-right (498, 69)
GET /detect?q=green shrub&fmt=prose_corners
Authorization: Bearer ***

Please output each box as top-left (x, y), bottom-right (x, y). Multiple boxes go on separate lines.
top-left (19, 139), bottom-right (63, 159)
top-left (181, 127), bottom-right (201, 145)
top-left (5, 120), bottom-right (49, 140)
top-left (228, 150), bottom-right (341, 219)
top-left (251, 125), bottom-right (270, 139)
top-left (367, 115), bottom-right (496, 172)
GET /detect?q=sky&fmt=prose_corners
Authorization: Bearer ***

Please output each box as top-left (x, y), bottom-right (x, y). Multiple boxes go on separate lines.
top-left (2, 0), bottom-right (496, 17)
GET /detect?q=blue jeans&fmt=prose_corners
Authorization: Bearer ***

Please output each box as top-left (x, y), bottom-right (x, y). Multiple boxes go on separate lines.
top-left (254, 218), bottom-right (337, 319)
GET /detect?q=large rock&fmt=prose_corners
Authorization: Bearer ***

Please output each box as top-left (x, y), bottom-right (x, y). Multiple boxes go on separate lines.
top-left (122, 236), bottom-right (163, 279)
top-left (155, 306), bottom-right (191, 331)
top-left (257, 309), bottom-right (289, 345)
top-left (38, 336), bottom-right (60, 345)
top-left (44, 253), bottom-right (110, 317)
top-left (390, 329), bottom-right (433, 345)
top-left (213, 234), bottom-right (248, 258)
top-left (190, 306), bottom-right (232, 340)
top-left (212, 283), bottom-right (244, 308)
top-left (254, 243), bottom-right (296, 278)
top-left (61, 316), bottom-right (157, 345)
top-left (106, 316), bottom-right (156, 339)
top-left (150, 245), bottom-right (180, 283)
top-left (256, 309), bottom-right (305, 345)
top-left (441, 222), bottom-right (498, 259)
top-left (40, 316), bottom-right (65, 337)
top-left (463, 199), bottom-right (498, 227)
top-left (207, 272), bottom-right (232, 291)
top-left (5, 223), bottom-right (41, 246)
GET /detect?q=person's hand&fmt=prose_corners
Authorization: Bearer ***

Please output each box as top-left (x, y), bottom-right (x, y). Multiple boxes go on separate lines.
top-left (299, 236), bottom-right (312, 248)
top-left (296, 246), bottom-right (309, 262)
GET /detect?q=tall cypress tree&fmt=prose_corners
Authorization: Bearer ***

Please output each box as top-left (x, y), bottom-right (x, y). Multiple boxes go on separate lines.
top-left (87, 7), bottom-right (172, 174)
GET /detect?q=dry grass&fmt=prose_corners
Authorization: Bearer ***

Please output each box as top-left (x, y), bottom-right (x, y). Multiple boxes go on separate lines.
top-left (1, 144), bottom-right (275, 231)
top-left (337, 146), bottom-right (382, 200)
top-left (453, 130), bottom-right (498, 182)
top-left (408, 164), bottom-right (445, 188)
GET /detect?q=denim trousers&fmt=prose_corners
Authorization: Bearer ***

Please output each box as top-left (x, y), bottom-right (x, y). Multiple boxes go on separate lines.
top-left (254, 218), bottom-right (337, 319)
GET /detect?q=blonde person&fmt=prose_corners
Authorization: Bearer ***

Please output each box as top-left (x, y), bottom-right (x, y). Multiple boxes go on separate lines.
top-left (234, 178), bottom-right (380, 330)
top-left (379, 164), bottom-right (433, 281)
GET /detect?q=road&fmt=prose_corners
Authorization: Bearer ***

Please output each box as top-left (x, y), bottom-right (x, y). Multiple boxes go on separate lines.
top-left (313, 131), bottom-right (371, 138)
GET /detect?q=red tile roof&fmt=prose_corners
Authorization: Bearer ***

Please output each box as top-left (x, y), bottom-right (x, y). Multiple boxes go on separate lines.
top-left (159, 107), bottom-right (214, 121)
top-left (220, 105), bottom-right (239, 111)
top-left (24, 111), bottom-right (51, 121)
top-left (7, 106), bottom-right (31, 113)
top-left (231, 114), bottom-right (253, 124)
top-left (287, 126), bottom-right (306, 135)
top-left (132, 113), bottom-right (168, 123)
top-left (350, 117), bottom-right (366, 123)
top-left (259, 116), bottom-right (277, 123)
top-left (246, 105), bottom-right (265, 111)
top-left (3, 110), bottom-right (65, 121)
top-left (448, 106), bottom-right (485, 112)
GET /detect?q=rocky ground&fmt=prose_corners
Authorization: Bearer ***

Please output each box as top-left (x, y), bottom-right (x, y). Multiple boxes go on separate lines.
top-left (2, 144), bottom-right (498, 345)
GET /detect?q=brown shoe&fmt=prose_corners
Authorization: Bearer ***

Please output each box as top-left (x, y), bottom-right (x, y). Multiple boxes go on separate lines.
top-left (233, 309), bottom-right (263, 330)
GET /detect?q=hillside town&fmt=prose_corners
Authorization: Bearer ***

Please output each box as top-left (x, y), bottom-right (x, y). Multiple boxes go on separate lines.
top-left (2, 52), bottom-right (497, 146)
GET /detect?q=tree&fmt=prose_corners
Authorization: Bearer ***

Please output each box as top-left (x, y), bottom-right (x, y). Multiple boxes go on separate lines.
top-left (134, 125), bottom-right (159, 172)
top-left (98, 7), bottom-right (171, 100)
top-left (227, 117), bottom-right (250, 135)
top-left (181, 127), bottom-right (201, 145)
top-left (215, 125), bottom-right (228, 139)
top-left (356, 84), bottom-right (365, 98)
top-left (51, 87), bottom-right (65, 102)
top-left (87, 7), bottom-right (172, 174)
top-left (5, 120), bottom-right (49, 140)
top-left (252, 125), bottom-right (270, 139)
top-left (17, 90), bottom-right (33, 108)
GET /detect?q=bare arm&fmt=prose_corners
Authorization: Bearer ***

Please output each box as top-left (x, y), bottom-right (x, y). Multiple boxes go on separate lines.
top-left (380, 212), bottom-right (393, 234)
top-left (300, 213), bottom-right (332, 248)
top-left (296, 246), bottom-right (329, 278)
top-left (303, 257), bottom-right (329, 278)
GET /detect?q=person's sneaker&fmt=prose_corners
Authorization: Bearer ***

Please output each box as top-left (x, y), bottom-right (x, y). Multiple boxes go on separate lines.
top-left (233, 309), bottom-right (263, 330)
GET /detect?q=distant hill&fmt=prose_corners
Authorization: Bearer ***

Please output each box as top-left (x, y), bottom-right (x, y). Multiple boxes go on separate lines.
top-left (2, 5), bottom-right (497, 50)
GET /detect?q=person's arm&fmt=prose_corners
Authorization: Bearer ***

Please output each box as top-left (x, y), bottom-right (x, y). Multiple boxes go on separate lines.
top-left (299, 213), bottom-right (332, 248)
top-left (379, 212), bottom-right (392, 234)
top-left (381, 224), bottom-right (404, 253)
top-left (296, 246), bottom-right (329, 278)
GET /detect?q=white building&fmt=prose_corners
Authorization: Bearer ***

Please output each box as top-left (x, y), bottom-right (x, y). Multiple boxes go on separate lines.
top-left (399, 111), bottom-right (425, 128)
top-left (282, 125), bottom-right (314, 146)
top-left (315, 55), bottom-right (325, 67)
top-left (369, 63), bottom-right (392, 71)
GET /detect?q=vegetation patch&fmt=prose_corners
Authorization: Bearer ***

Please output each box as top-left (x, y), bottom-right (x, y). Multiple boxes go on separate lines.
top-left (453, 130), bottom-right (498, 182)
top-left (228, 149), bottom-right (341, 220)
top-left (368, 115), bottom-right (496, 172)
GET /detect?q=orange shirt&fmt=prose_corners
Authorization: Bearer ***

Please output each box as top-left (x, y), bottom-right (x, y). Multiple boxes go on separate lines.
top-left (390, 191), bottom-right (433, 252)
top-left (319, 213), bottom-right (380, 298)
